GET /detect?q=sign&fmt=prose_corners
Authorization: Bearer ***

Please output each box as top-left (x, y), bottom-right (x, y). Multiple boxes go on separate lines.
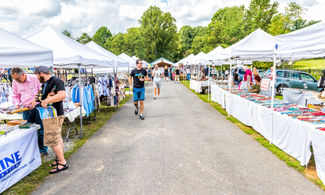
top-left (0, 128), bottom-right (41, 193)
top-left (261, 78), bottom-right (271, 90)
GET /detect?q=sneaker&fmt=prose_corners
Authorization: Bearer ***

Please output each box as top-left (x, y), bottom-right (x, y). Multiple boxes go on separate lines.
top-left (139, 114), bottom-right (145, 120)
top-left (153, 96), bottom-right (157, 100)
top-left (135, 109), bottom-right (139, 115)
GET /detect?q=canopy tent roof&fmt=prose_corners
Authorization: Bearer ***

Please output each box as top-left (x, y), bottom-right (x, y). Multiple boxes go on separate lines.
top-left (87, 67), bottom-right (130, 74)
top-left (151, 57), bottom-right (174, 67)
top-left (0, 27), bottom-right (53, 67)
top-left (220, 28), bottom-right (275, 62)
top-left (179, 54), bottom-right (195, 65)
top-left (276, 21), bottom-right (325, 60)
top-left (191, 52), bottom-right (210, 65)
top-left (207, 46), bottom-right (224, 61)
top-left (24, 27), bottom-right (114, 68)
top-left (85, 41), bottom-right (129, 67)
top-left (118, 53), bottom-right (136, 67)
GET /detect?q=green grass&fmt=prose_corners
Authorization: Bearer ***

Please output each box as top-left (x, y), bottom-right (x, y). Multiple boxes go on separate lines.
top-left (3, 95), bottom-right (131, 195)
top-left (183, 80), bottom-right (325, 190)
top-left (293, 59), bottom-right (325, 70)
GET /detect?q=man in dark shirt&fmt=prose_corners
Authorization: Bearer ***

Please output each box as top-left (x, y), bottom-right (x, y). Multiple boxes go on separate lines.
top-left (34, 66), bottom-right (68, 174)
top-left (129, 59), bottom-right (148, 120)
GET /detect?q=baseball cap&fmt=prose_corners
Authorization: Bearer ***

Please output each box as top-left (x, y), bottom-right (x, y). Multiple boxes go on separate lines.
top-left (34, 66), bottom-right (50, 74)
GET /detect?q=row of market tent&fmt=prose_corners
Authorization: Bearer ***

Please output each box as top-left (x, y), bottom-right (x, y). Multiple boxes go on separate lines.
top-left (176, 20), bottom-right (325, 116)
top-left (0, 26), bottom-right (147, 136)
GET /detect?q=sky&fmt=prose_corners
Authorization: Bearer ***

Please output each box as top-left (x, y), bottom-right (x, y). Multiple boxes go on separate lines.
top-left (0, 0), bottom-right (324, 38)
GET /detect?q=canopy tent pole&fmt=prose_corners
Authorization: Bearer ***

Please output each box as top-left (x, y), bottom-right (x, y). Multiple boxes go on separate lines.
top-left (78, 64), bottom-right (83, 138)
top-left (208, 62), bottom-right (211, 101)
top-left (128, 62), bottom-right (130, 96)
top-left (270, 46), bottom-right (277, 144)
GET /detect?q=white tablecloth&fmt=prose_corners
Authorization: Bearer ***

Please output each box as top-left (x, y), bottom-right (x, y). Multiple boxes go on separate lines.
top-left (311, 129), bottom-right (325, 185)
top-left (0, 113), bottom-right (23, 121)
top-left (283, 88), bottom-right (318, 106)
top-left (190, 80), bottom-right (215, 93)
top-left (0, 127), bottom-right (41, 193)
top-left (212, 87), bottom-right (312, 166)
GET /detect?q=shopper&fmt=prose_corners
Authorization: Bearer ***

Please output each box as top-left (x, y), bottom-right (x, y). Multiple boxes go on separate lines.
top-left (164, 65), bottom-right (169, 81)
top-left (152, 64), bottom-right (163, 99)
top-left (11, 68), bottom-right (49, 156)
top-left (175, 66), bottom-right (180, 83)
top-left (233, 69), bottom-right (240, 85)
top-left (129, 59), bottom-right (148, 120)
top-left (251, 68), bottom-right (261, 93)
top-left (34, 66), bottom-right (68, 174)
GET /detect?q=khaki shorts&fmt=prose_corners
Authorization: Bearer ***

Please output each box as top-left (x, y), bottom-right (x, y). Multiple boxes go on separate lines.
top-left (42, 115), bottom-right (65, 147)
top-left (153, 81), bottom-right (161, 88)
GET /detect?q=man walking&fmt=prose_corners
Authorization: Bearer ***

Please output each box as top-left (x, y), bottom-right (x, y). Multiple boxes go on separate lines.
top-left (152, 64), bottom-right (163, 99)
top-left (11, 68), bottom-right (48, 156)
top-left (129, 59), bottom-right (148, 120)
top-left (34, 66), bottom-right (69, 174)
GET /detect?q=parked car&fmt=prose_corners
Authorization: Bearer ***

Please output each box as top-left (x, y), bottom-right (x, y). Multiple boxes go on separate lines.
top-left (262, 69), bottom-right (321, 94)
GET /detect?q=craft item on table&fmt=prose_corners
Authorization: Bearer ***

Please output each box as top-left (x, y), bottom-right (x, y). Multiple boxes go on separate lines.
top-left (7, 120), bottom-right (27, 126)
top-left (10, 107), bottom-right (29, 114)
top-left (37, 106), bottom-right (57, 120)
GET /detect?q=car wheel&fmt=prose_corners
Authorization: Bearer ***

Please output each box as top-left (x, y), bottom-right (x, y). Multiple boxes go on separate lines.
top-left (276, 84), bottom-right (288, 94)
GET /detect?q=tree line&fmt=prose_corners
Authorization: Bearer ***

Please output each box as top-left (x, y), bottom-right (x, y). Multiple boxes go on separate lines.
top-left (63, 0), bottom-right (319, 64)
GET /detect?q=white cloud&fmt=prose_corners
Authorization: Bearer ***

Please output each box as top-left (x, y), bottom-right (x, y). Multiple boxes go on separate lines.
top-left (0, 0), bottom-right (324, 38)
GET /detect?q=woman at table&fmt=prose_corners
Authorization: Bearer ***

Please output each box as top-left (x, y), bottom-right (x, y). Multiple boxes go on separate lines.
top-left (240, 66), bottom-right (253, 91)
top-left (251, 68), bottom-right (261, 93)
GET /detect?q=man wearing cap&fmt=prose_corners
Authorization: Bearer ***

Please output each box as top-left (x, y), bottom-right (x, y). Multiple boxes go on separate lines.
top-left (11, 68), bottom-right (48, 156)
top-left (34, 66), bottom-right (69, 174)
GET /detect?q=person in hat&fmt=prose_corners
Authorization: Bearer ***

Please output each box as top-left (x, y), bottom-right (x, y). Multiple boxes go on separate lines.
top-left (34, 66), bottom-right (69, 174)
top-left (11, 67), bottom-right (48, 155)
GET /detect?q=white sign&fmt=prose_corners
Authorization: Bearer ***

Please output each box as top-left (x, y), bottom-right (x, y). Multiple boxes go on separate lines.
top-left (0, 128), bottom-right (41, 193)
top-left (261, 78), bottom-right (271, 91)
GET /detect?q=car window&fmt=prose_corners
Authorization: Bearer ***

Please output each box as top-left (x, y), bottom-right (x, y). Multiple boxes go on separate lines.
top-left (284, 71), bottom-right (289, 78)
top-left (291, 72), bottom-right (300, 80)
top-left (300, 73), bottom-right (315, 82)
top-left (276, 71), bottom-right (284, 77)
top-left (239, 69), bottom-right (245, 74)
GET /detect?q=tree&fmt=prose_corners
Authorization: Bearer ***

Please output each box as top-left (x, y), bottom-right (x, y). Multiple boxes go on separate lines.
top-left (178, 25), bottom-right (195, 57)
top-left (105, 33), bottom-right (126, 55)
top-left (139, 6), bottom-right (178, 62)
top-left (92, 26), bottom-right (112, 48)
top-left (76, 32), bottom-right (92, 44)
top-left (244, 0), bottom-right (279, 33)
top-left (123, 27), bottom-right (145, 58)
top-left (62, 29), bottom-right (73, 39)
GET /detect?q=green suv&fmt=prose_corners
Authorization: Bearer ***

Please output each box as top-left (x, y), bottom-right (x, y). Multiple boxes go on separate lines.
top-left (263, 69), bottom-right (321, 94)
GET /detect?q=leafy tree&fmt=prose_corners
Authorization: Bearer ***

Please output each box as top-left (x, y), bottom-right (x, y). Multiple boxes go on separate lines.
top-left (92, 26), bottom-right (112, 48)
top-left (105, 33), bottom-right (126, 55)
top-left (244, 0), bottom-right (279, 33)
top-left (76, 32), bottom-right (92, 44)
top-left (123, 27), bottom-right (145, 58)
top-left (62, 29), bottom-right (73, 39)
top-left (178, 25), bottom-right (195, 57)
top-left (139, 6), bottom-right (178, 62)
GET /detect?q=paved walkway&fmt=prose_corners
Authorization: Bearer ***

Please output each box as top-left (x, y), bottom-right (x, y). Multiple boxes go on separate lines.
top-left (33, 81), bottom-right (323, 194)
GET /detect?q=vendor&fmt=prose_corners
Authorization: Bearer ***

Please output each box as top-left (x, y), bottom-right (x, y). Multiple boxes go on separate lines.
top-left (11, 68), bottom-right (48, 156)
top-left (34, 66), bottom-right (68, 174)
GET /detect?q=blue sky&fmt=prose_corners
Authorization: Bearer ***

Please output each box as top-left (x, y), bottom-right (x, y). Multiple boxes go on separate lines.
top-left (0, 0), bottom-right (324, 38)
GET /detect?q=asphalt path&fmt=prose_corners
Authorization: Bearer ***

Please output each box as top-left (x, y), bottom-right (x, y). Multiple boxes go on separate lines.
top-left (33, 81), bottom-right (323, 195)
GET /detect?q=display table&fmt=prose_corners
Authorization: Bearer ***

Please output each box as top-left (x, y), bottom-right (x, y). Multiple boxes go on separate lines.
top-left (0, 126), bottom-right (41, 193)
top-left (211, 86), bottom-right (312, 166)
top-left (283, 88), bottom-right (319, 106)
top-left (190, 79), bottom-right (216, 93)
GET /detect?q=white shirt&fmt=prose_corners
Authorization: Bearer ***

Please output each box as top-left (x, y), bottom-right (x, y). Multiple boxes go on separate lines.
top-left (153, 69), bottom-right (162, 82)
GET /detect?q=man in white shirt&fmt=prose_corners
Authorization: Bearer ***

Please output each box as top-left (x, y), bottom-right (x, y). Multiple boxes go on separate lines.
top-left (152, 64), bottom-right (163, 99)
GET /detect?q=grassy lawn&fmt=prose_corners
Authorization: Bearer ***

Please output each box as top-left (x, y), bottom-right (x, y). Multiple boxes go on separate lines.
top-left (294, 59), bottom-right (325, 70)
top-left (183, 80), bottom-right (324, 190)
top-left (3, 95), bottom-right (131, 195)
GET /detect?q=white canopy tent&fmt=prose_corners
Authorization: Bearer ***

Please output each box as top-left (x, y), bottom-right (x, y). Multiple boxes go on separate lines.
top-left (24, 27), bottom-right (114, 68)
top-left (276, 21), bottom-right (325, 60)
top-left (119, 53), bottom-right (136, 68)
top-left (25, 26), bottom-right (116, 137)
top-left (85, 41), bottom-right (129, 67)
top-left (0, 27), bottom-right (53, 67)
top-left (220, 28), bottom-right (275, 62)
top-left (191, 52), bottom-right (210, 65)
